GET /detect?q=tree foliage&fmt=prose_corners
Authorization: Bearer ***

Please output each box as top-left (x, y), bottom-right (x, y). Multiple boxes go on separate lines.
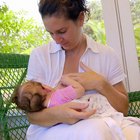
top-left (0, 3), bottom-right (50, 54)
top-left (88, 0), bottom-right (103, 21)
top-left (84, 20), bottom-right (106, 44)
top-left (83, 1), bottom-right (106, 44)
top-left (130, 0), bottom-right (140, 25)
top-left (85, 0), bottom-right (140, 58)
top-left (0, 1), bottom-right (140, 58)
top-left (129, 0), bottom-right (140, 58)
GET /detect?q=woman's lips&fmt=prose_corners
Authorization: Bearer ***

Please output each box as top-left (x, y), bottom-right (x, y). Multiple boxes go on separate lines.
top-left (61, 42), bottom-right (68, 46)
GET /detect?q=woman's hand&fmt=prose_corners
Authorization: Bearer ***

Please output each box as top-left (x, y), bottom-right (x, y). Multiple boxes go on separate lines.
top-left (65, 62), bottom-right (128, 115)
top-left (66, 62), bottom-right (106, 91)
top-left (57, 102), bottom-right (96, 124)
top-left (27, 102), bottom-right (96, 126)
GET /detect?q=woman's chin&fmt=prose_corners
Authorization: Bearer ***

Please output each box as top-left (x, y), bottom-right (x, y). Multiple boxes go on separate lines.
top-left (61, 45), bottom-right (69, 50)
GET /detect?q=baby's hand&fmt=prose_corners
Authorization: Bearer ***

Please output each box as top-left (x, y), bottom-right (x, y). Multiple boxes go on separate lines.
top-left (60, 75), bottom-right (74, 86)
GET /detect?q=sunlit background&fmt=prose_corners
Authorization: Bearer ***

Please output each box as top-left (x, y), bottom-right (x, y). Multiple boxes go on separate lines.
top-left (0, 0), bottom-right (93, 24)
top-left (0, 0), bottom-right (42, 24)
top-left (0, 0), bottom-right (139, 64)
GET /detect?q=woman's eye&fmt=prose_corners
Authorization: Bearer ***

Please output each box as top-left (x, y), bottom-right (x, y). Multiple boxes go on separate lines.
top-left (58, 30), bottom-right (66, 34)
top-left (49, 32), bottom-right (53, 36)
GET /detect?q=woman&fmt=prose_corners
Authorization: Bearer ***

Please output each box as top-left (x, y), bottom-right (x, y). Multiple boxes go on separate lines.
top-left (26, 0), bottom-right (140, 140)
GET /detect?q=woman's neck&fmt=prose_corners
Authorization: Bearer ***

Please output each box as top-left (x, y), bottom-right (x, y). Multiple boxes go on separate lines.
top-left (63, 34), bottom-right (87, 74)
top-left (65, 34), bottom-right (87, 57)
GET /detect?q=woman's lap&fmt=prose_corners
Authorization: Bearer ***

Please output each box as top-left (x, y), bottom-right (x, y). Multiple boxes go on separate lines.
top-left (26, 118), bottom-right (114, 140)
top-left (123, 124), bottom-right (140, 140)
top-left (26, 118), bottom-right (140, 140)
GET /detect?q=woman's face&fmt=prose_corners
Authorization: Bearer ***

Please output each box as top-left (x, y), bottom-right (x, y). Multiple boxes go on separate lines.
top-left (43, 14), bottom-right (84, 51)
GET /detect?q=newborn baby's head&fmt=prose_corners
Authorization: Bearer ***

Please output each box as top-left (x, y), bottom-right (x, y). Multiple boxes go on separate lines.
top-left (12, 81), bottom-right (47, 112)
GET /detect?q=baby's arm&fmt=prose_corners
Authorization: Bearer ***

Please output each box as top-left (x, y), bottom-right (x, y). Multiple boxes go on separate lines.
top-left (60, 75), bottom-right (85, 99)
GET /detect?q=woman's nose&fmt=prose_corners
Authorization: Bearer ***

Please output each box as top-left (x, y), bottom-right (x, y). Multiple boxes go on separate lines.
top-left (53, 34), bottom-right (63, 44)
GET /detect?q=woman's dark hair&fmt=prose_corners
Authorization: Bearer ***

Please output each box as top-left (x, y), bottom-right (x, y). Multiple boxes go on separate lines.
top-left (39, 0), bottom-right (90, 21)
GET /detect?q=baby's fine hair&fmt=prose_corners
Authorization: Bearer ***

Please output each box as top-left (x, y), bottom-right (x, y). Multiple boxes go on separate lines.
top-left (12, 81), bottom-right (45, 112)
top-left (38, 0), bottom-right (90, 20)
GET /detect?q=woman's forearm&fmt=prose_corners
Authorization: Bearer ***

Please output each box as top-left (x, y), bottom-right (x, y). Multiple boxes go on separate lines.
top-left (66, 63), bottom-right (129, 115)
top-left (97, 80), bottom-right (129, 116)
top-left (27, 107), bottom-right (60, 127)
top-left (27, 102), bottom-right (96, 127)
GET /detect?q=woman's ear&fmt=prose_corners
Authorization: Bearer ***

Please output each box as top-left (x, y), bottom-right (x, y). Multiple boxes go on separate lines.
top-left (78, 12), bottom-right (85, 26)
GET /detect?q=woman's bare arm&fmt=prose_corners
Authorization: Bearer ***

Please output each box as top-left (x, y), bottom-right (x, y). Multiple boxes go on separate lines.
top-left (27, 102), bottom-right (96, 126)
top-left (66, 62), bottom-right (129, 116)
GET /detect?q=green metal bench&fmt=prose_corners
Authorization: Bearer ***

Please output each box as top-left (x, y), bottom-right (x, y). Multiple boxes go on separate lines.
top-left (0, 53), bottom-right (29, 140)
top-left (0, 53), bottom-right (140, 140)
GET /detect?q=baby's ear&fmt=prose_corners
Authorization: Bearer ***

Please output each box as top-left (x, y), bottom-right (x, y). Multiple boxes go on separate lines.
top-left (41, 84), bottom-right (52, 92)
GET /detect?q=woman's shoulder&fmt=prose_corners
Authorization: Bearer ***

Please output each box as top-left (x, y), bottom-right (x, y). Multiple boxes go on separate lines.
top-left (86, 35), bottom-right (116, 55)
top-left (31, 41), bottom-right (52, 52)
top-left (31, 41), bottom-right (62, 55)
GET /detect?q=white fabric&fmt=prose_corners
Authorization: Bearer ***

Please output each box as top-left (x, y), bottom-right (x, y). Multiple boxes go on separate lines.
top-left (73, 94), bottom-right (139, 140)
top-left (27, 35), bottom-right (125, 88)
top-left (27, 119), bottom-right (115, 140)
top-left (26, 35), bottom-right (140, 140)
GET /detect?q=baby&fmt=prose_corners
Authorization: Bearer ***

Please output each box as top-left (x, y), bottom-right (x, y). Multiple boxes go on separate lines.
top-left (12, 75), bottom-right (121, 118)
top-left (12, 77), bottom-right (140, 140)
top-left (12, 76), bottom-right (85, 112)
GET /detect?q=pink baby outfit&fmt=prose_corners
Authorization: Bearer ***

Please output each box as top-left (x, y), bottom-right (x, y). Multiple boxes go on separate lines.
top-left (47, 86), bottom-right (77, 107)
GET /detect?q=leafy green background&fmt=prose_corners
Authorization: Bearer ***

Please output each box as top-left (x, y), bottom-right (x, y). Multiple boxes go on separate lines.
top-left (0, 0), bottom-right (140, 63)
